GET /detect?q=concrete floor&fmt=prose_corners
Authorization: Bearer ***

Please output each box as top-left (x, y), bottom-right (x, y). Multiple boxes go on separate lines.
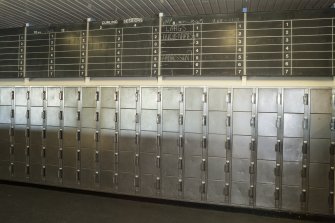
top-left (0, 183), bottom-right (331, 223)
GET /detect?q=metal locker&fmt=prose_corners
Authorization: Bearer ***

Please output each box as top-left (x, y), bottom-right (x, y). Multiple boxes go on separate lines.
top-left (63, 147), bottom-right (76, 168)
top-left (232, 112), bottom-right (252, 135)
top-left (141, 87), bottom-right (157, 109)
top-left (45, 165), bottom-right (59, 185)
top-left (208, 111), bottom-right (227, 134)
top-left (0, 106), bottom-right (11, 124)
top-left (257, 160), bottom-right (276, 183)
top-left (140, 153), bottom-right (156, 175)
top-left (30, 164), bottom-right (43, 184)
top-left (15, 107), bottom-right (27, 125)
top-left (282, 162), bottom-right (302, 186)
top-left (258, 88), bottom-right (278, 113)
top-left (233, 89), bottom-right (253, 112)
top-left (81, 128), bottom-right (96, 149)
top-left (140, 174), bottom-right (156, 196)
top-left (208, 134), bottom-right (226, 158)
top-left (308, 188), bottom-right (330, 214)
top-left (283, 114), bottom-right (304, 138)
top-left (63, 127), bottom-right (77, 147)
top-left (119, 130), bottom-right (137, 151)
top-left (0, 124), bottom-right (10, 143)
top-left (184, 133), bottom-right (202, 156)
top-left (161, 176), bottom-right (178, 199)
top-left (184, 178), bottom-right (202, 201)
top-left (208, 157), bottom-right (225, 180)
top-left (47, 87), bottom-right (61, 107)
top-left (207, 180), bottom-right (226, 203)
top-left (162, 88), bottom-right (180, 110)
top-left (46, 107), bottom-right (60, 127)
top-left (185, 111), bottom-right (202, 134)
top-left (140, 131), bottom-right (156, 153)
top-left (0, 161), bottom-right (10, 180)
top-left (309, 163), bottom-right (329, 188)
top-left (232, 158), bottom-right (250, 182)
top-left (282, 186), bottom-right (301, 211)
top-left (12, 162), bottom-right (26, 182)
top-left (81, 108), bottom-right (96, 128)
top-left (310, 114), bottom-right (331, 138)
top-left (100, 170), bottom-right (114, 192)
top-left (120, 109), bottom-right (136, 130)
top-left (30, 107), bottom-right (43, 126)
top-left (82, 87), bottom-right (96, 108)
top-left (232, 135), bottom-right (251, 159)
top-left (118, 172), bottom-right (134, 194)
top-left (13, 143), bottom-right (25, 163)
top-left (310, 139), bottom-right (330, 163)
top-left (256, 183), bottom-right (275, 208)
top-left (100, 87), bottom-right (116, 108)
top-left (258, 113), bottom-right (277, 137)
top-left (14, 125), bottom-right (26, 142)
top-left (283, 138), bottom-right (303, 162)
top-left (161, 154), bottom-right (178, 177)
top-left (310, 89), bottom-right (332, 114)
top-left (100, 129), bottom-right (115, 150)
top-left (64, 87), bottom-right (78, 107)
top-left (30, 87), bottom-right (44, 107)
top-left (257, 137), bottom-right (277, 160)
top-left (79, 168), bottom-right (93, 189)
top-left (118, 151), bottom-right (135, 173)
top-left (80, 148), bottom-right (94, 169)
top-left (185, 88), bottom-right (203, 111)
top-left (208, 88), bottom-right (228, 111)
top-left (0, 87), bottom-right (13, 106)
top-left (62, 167), bottom-right (77, 187)
top-left (100, 150), bottom-right (114, 171)
top-left (45, 146), bottom-right (59, 166)
top-left (64, 107), bottom-right (78, 127)
top-left (15, 87), bottom-right (28, 106)
top-left (162, 110), bottom-right (179, 132)
top-left (184, 155), bottom-right (202, 178)
top-left (231, 181), bottom-right (250, 205)
top-left (283, 89), bottom-right (305, 113)
top-left (0, 141), bottom-right (10, 161)
top-left (100, 108), bottom-right (116, 129)
top-left (161, 132), bottom-right (179, 155)
top-left (45, 127), bottom-right (59, 148)
top-left (120, 87), bottom-right (137, 109)
top-left (30, 125), bottom-right (43, 147)
top-left (141, 110), bottom-right (158, 131)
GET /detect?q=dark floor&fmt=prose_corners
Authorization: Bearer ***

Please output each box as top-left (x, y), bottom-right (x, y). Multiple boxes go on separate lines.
top-left (0, 183), bottom-right (331, 223)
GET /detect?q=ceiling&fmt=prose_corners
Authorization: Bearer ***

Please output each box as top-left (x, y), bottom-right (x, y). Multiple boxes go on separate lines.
top-left (0, 0), bottom-right (334, 28)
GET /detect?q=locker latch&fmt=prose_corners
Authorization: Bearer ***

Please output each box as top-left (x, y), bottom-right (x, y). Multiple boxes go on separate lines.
top-left (135, 154), bottom-right (139, 166)
top-left (329, 167), bottom-right (334, 180)
top-left (300, 189), bottom-right (307, 202)
top-left (114, 152), bottom-right (119, 163)
top-left (115, 132), bottom-right (119, 143)
top-left (329, 192), bottom-right (334, 207)
top-left (301, 165), bottom-right (307, 178)
top-left (94, 131), bottom-right (99, 142)
top-left (58, 129), bottom-right (63, 140)
top-left (201, 181), bottom-right (206, 193)
top-left (113, 173), bottom-right (118, 185)
top-left (330, 117), bottom-right (335, 131)
top-left (95, 151), bottom-right (99, 162)
top-left (224, 183), bottom-right (230, 196)
top-left (42, 166), bottom-right (46, 177)
top-left (156, 114), bottom-right (161, 124)
top-left (157, 92), bottom-right (161, 102)
top-left (25, 128), bottom-right (30, 138)
top-left (225, 138), bottom-right (231, 150)
top-left (226, 92), bottom-right (232, 104)
top-left (226, 115), bottom-right (231, 127)
top-left (155, 177), bottom-right (161, 190)
top-left (178, 135), bottom-right (184, 147)
top-left (202, 92), bottom-right (207, 103)
top-left (303, 93), bottom-right (309, 105)
top-left (95, 112), bottom-right (99, 122)
top-left (178, 179), bottom-right (183, 191)
top-left (224, 160), bottom-right (230, 173)
top-left (201, 159), bottom-right (206, 171)
top-left (58, 168), bottom-right (63, 179)
top-left (275, 140), bottom-right (281, 152)
top-left (25, 146), bottom-right (30, 156)
top-left (96, 91), bottom-right (99, 101)
top-left (249, 138), bottom-right (256, 151)
top-left (178, 114), bottom-right (183, 125)
top-left (274, 163), bottom-right (281, 176)
top-left (76, 150), bottom-right (81, 161)
top-left (25, 164), bottom-right (30, 175)
top-left (135, 133), bottom-right (139, 144)
top-left (178, 157), bottom-right (183, 169)
top-left (249, 162), bottom-right (255, 174)
top-left (58, 148), bottom-right (63, 159)
top-left (302, 141), bottom-right (308, 155)
top-left (330, 142), bottom-right (335, 155)
top-left (113, 91), bottom-right (118, 101)
top-left (26, 110), bottom-right (30, 119)
top-left (276, 116), bottom-right (281, 128)
top-left (156, 156), bottom-right (161, 168)
top-left (59, 91), bottom-right (63, 100)
top-left (248, 185), bottom-right (254, 198)
top-left (59, 111), bottom-right (63, 120)
top-left (202, 115), bottom-right (207, 126)
top-left (202, 136), bottom-right (207, 149)
top-left (42, 128), bottom-right (46, 139)
top-left (114, 112), bottom-right (118, 123)
top-left (303, 117), bottom-right (308, 129)
top-left (134, 175), bottom-right (140, 188)
top-left (76, 130), bottom-right (81, 141)
top-left (76, 169), bottom-right (81, 181)
top-left (274, 187), bottom-right (280, 200)
top-left (157, 134), bottom-right (161, 147)
top-left (77, 111), bottom-right (81, 121)
top-left (250, 115), bottom-right (256, 127)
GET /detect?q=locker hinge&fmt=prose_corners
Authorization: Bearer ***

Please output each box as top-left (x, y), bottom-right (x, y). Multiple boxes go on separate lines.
top-left (58, 168), bottom-right (63, 179)
top-left (249, 162), bottom-right (255, 174)
top-left (179, 92), bottom-right (184, 102)
top-left (274, 163), bottom-right (281, 176)
top-left (76, 169), bottom-right (81, 181)
top-left (9, 163), bottom-right (14, 175)
top-left (225, 138), bottom-right (231, 150)
top-left (329, 192), bottom-right (334, 207)
top-left (42, 110), bottom-right (46, 120)
top-left (26, 110), bottom-right (30, 119)
top-left (178, 114), bottom-right (184, 125)
top-left (301, 165), bottom-right (307, 178)
top-left (202, 136), bottom-right (207, 149)
top-left (202, 115), bottom-right (207, 126)
top-left (250, 115), bottom-right (256, 127)
top-left (114, 112), bottom-right (118, 123)
top-left (156, 155), bottom-right (161, 168)
top-left (9, 145), bottom-right (14, 155)
top-left (226, 92), bottom-right (232, 104)
top-left (300, 189), bottom-right (307, 202)
top-left (302, 141), bottom-right (308, 155)
top-left (248, 185), bottom-right (254, 198)
top-left (135, 113), bottom-right (139, 123)
top-left (26, 91), bottom-right (30, 100)
top-left (178, 179), bottom-right (183, 191)
top-left (11, 90), bottom-right (14, 100)
top-left (201, 159), bottom-right (206, 171)
top-left (42, 166), bottom-right (46, 177)
top-left (95, 171), bottom-right (100, 183)
top-left (226, 115), bottom-right (231, 127)
top-left (25, 164), bottom-right (30, 175)
top-left (135, 90), bottom-right (139, 102)
top-left (249, 138), bottom-right (256, 151)
top-left (76, 150), bottom-right (81, 161)
top-left (224, 160), bottom-right (230, 173)
top-left (42, 147), bottom-right (46, 158)
top-left (42, 128), bottom-right (46, 139)
top-left (42, 91), bottom-right (46, 100)
top-left (10, 109), bottom-right (14, 118)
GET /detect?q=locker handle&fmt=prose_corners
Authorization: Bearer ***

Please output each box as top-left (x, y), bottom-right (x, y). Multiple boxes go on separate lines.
top-left (113, 173), bottom-right (118, 185)
top-left (330, 142), bottom-right (335, 156)
top-left (96, 91), bottom-right (99, 101)
top-left (226, 92), bottom-right (231, 103)
top-left (135, 113), bottom-right (139, 123)
top-left (9, 163), bottom-right (14, 175)
top-left (157, 92), bottom-right (161, 102)
top-left (225, 138), bottom-right (231, 150)
top-left (25, 146), bottom-right (30, 156)
top-left (135, 133), bottom-right (139, 144)
top-left (156, 114), bottom-right (161, 124)
top-left (94, 131), bottom-right (99, 142)
top-left (224, 183), bottom-right (230, 196)
top-left (42, 128), bottom-right (46, 139)
top-left (202, 92), bottom-right (207, 103)
top-left (251, 93), bottom-right (256, 104)
top-left (114, 112), bottom-right (118, 123)
top-left (135, 90), bottom-right (139, 102)
top-left (301, 165), bottom-right (307, 178)
top-left (249, 138), bottom-right (256, 151)
top-left (274, 187), bottom-right (280, 200)
top-left (329, 167), bottom-right (334, 180)
top-left (274, 164), bottom-right (281, 176)
top-left (26, 91), bottom-right (30, 100)
top-left (178, 135), bottom-right (184, 147)
top-left (249, 162), bottom-right (255, 174)
top-left (95, 112), bottom-right (99, 122)
top-left (201, 181), bottom-right (206, 193)
top-left (202, 115), bottom-right (207, 126)
top-left (134, 175), bottom-right (140, 188)
top-left (25, 165), bottom-right (30, 175)
top-left (58, 149), bottom-right (63, 159)
top-left (77, 111), bottom-right (81, 121)
top-left (135, 154), bottom-right (139, 166)
top-left (76, 130), bottom-right (81, 141)
top-left (303, 117), bottom-right (308, 129)
top-left (58, 129), bottom-right (63, 140)
top-left (202, 136), bottom-right (207, 149)
top-left (9, 145), bottom-right (14, 155)
top-left (59, 111), bottom-right (63, 120)
top-left (300, 189), bottom-right (307, 202)
top-left (42, 166), bottom-right (46, 177)
top-left (178, 179), bottom-right (183, 191)
top-left (275, 140), bottom-right (281, 152)
top-left (226, 115), bottom-right (231, 127)
top-left (330, 117), bottom-right (335, 131)
top-left (302, 141), bottom-right (308, 155)
top-left (250, 116), bottom-right (256, 127)
top-left (76, 170), bottom-right (81, 181)
top-left (42, 110), bottom-right (46, 120)
top-left (276, 116), bottom-right (281, 129)
top-left (59, 91), bottom-right (63, 100)
top-left (58, 168), bottom-right (63, 179)
top-left (114, 152), bottom-right (119, 163)
top-left (76, 150), bottom-right (81, 161)
top-left (155, 177), bottom-right (161, 190)
top-left (157, 134), bottom-right (161, 148)
top-left (77, 91), bottom-right (81, 101)
top-left (42, 91), bottom-right (46, 100)
top-left (11, 91), bottom-right (14, 100)
top-left (113, 91), bottom-right (118, 101)
top-left (277, 93), bottom-right (282, 105)
top-left (41, 147), bottom-right (46, 158)
top-left (25, 128), bottom-right (30, 138)
top-left (201, 159), bottom-right (206, 171)
top-left (329, 192), bottom-right (334, 206)
top-left (26, 110), bottom-right (30, 119)
top-left (95, 171), bottom-right (99, 183)
top-left (156, 156), bottom-right (161, 168)
top-left (303, 93), bottom-right (309, 105)
top-left (179, 92), bottom-right (184, 102)
top-left (178, 114), bottom-right (183, 125)
top-left (248, 185), bottom-right (254, 198)
top-left (115, 132), bottom-right (119, 143)
top-left (11, 109), bottom-right (14, 118)
top-left (178, 157), bottom-right (183, 169)
top-left (224, 160), bottom-right (230, 173)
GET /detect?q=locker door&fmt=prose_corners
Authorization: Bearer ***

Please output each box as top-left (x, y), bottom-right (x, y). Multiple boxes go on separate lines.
top-left (47, 87), bottom-right (61, 107)
top-left (310, 114), bottom-right (331, 139)
top-left (283, 114), bottom-right (304, 138)
top-left (162, 176), bottom-right (178, 199)
top-left (208, 111), bottom-right (227, 134)
top-left (30, 87), bottom-right (43, 107)
top-left (231, 181), bottom-right (249, 205)
top-left (120, 109), bottom-right (136, 130)
top-left (46, 107), bottom-right (60, 127)
top-left (233, 112), bottom-right (252, 135)
top-left (208, 88), bottom-right (227, 111)
top-left (15, 87), bottom-right (28, 106)
top-left (141, 87), bottom-right (157, 110)
top-left (64, 87), bottom-right (78, 107)
top-left (283, 89), bottom-right (304, 113)
top-left (0, 87), bottom-right (13, 106)
top-left (140, 131), bottom-right (156, 153)
top-left (0, 106), bottom-right (11, 124)
top-left (258, 88), bottom-right (278, 113)
top-left (208, 134), bottom-right (226, 158)
top-left (185, 110), bottom-right (202, 134)
top-left (162, 88), bottom-right (180, 110)
top-left (258, 113), bottom-right (277, 137)
top-left (308, 188), bottom-right (330, 214)
top-left (184, 178), bottom-right (201, 201)
top-left (162, 110), bottom-right (179, 132)
top-left (256, 183), bottom-right (275, 208)
top-left (185, 88), bottom-right (203, 111)
top-left (120, 87), bottom-right (137, 109)
top-left (310, 139), bottom-right (330, 163)
top-left (100, 129), bottom-right (115, 150)
top-left (30, 107), bottom-right (43, 126)
top-left (161, 132), bottom-right (179, 155)
top-left (64, 107), bottom-right (77, 127)
top-left (141, 110), bottom-right (157, 132)
top-left (81, 108), bottom-right (96, 128)
top-left (233, 89), bottom-right (252, 112)
top-left (100, 87), bottom-right (116, 108)
top-left (161, 154), bottom-right (178, 178)
top-left (310, 89), bottom-right (331, 114)
top-left (282, 186), bottom-right (301, 211)
top-left (82, 87), bottom-right (96, 108)
top-left (100, 108), bottom-right (115, 129)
